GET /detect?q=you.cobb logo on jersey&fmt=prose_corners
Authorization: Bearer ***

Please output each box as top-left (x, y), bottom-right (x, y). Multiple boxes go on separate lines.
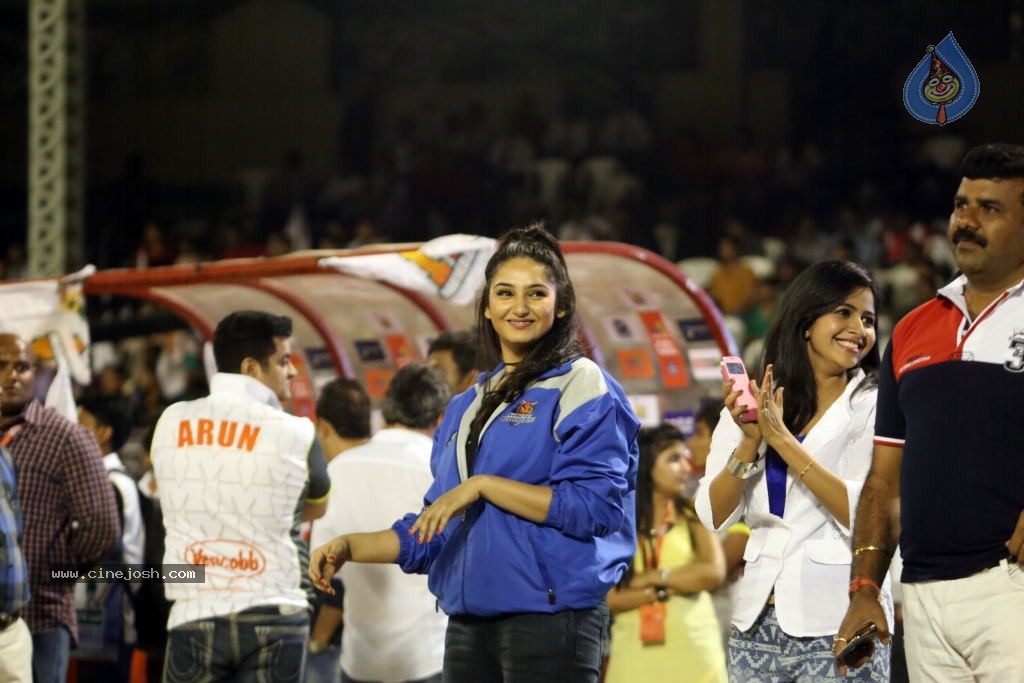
top-left (501, 400), bottom-right (538, 425)
top-left (185, 540), bottom-right (267, 578)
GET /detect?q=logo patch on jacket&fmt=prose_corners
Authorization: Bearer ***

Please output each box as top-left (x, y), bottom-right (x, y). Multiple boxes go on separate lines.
top-left (501, 400), bottom-right (538, 425)
top-left (1006, 328), bottom-right (1024, 372)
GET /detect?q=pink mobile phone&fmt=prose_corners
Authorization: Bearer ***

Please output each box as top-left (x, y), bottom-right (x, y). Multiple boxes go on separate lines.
top-left (720, 356), bottom-right (758, 422)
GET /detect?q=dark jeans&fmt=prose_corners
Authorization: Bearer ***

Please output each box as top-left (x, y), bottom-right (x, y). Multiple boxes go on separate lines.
top-left (163, 606), bottom-right (309, 683)
top-left (442, 605), bottom-right (608, 683)
top-left (341, 671), bottom-right (442, 683)
top-left (75, 642), bottom-right (134, 683)
top-left (305, 645), bottom-right (341, 683)
top-left (32, 627), bottom-right (71, 683)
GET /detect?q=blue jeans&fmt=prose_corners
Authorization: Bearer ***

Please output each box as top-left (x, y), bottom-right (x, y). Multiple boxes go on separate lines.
top-left (163, 606), bottom-right (309, 683)
top-left (32, 627), bottom-right (71, 683)
top-left (304, 645), bottom-right (341, 683)
top-left (442, 605), bottom-right (608, 683)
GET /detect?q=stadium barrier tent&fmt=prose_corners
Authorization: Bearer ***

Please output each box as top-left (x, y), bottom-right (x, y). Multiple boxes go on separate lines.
top-left (82, 241), bottom-right (737, 427)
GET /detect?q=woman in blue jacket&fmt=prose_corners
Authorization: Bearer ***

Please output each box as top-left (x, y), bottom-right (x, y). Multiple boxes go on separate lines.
top-left (310, 224), bottom-right (640, 683)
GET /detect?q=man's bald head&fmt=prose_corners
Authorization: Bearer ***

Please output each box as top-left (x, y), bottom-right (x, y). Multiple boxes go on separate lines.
top-left (0, 333), bottom-right (37, 416)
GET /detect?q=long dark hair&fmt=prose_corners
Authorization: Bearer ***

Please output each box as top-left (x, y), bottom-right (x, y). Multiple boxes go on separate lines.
top-left (468, 223), bottom-right (585, 445)
top-left (619, 424), bottom-right (694, 586)
top-left (757, 260), bottom-right (880, 435)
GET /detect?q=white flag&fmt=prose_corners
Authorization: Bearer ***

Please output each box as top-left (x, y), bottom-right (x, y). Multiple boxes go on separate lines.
top-left (320, 234), bottom-right (496, 305)
top-left (0, 267), bottom-right (94, 420)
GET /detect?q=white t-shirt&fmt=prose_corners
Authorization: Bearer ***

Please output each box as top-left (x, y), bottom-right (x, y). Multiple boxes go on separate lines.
top-left (310, 428), bottom-right (447, 682)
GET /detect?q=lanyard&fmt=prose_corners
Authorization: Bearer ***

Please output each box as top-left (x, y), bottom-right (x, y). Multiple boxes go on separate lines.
top-left (0, 422), bottom-right (24, 448)
top-left (641, 501), bottom-right (674, 570)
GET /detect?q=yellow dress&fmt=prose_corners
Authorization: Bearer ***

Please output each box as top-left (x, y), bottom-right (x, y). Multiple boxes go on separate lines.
top-left (605, 523), bottom-right (728, 683)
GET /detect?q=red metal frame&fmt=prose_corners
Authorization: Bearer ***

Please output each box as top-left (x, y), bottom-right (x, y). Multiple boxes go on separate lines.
top-left (81, 242), bottom-right (735, 376)
top-left (97, 286), bottom-right (216, 339)
top-left (378, 283), bottom-right (453, 331)
top-left (561, 242), bottom-right (739, 357)
top-left (83, 256), bottom-right (326, 291)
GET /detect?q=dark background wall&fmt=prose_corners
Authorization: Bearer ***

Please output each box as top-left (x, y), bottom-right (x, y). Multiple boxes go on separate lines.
top-left (0, 0), bottom-right (1022, 251)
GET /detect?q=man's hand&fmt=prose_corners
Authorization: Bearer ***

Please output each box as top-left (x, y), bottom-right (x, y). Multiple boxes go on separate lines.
top-left (833, 590), bottom-right (890, 676)
top-left (308, 536), bottom-right (351, 593)
top-left (1005, 509), bottom-right (1024, 565)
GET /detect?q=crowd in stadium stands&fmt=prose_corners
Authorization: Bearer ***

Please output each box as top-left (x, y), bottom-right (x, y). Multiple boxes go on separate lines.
top-left (6, 99), bottom-right (967, 337)
top-left (3, 121), bottom-right (969, 481)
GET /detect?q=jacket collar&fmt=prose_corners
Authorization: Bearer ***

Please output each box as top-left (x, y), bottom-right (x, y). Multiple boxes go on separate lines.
top-left (457, 357), bottom-right (580, 482)
top-left (474, 357), bottom-right (579, 388)
top-left (209, 372), bottom-right (282, 411)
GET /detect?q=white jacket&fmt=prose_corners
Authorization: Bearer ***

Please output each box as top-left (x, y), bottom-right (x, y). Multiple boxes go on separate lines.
top-left (694, 370), bottom-right (893, 636)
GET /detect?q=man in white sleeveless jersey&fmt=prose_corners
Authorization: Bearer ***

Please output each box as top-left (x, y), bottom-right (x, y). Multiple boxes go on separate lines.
top-left (151, 311), bottom-right (331, 683)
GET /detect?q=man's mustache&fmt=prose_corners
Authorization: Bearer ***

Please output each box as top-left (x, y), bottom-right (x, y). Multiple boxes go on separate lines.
top-left (951, 228), bottom-right (987, 247)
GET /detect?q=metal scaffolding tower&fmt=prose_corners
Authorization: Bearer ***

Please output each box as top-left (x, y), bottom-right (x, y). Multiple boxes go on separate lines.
top-left (27, 0), bottom-right (86, 277)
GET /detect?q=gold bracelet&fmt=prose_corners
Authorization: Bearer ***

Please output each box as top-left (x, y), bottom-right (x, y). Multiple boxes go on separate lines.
top-left (798, 461), bottom-right (813, 480)
top-left (853, 545), bottom-right (889, 556)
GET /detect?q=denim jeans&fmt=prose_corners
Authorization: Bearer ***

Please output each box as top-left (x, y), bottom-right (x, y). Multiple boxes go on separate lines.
top-left (341, 671), bottom-right (442, 683)
top-left (163, 606), bottom-right (309, 683)
top-left (304, 645), bottom-right (341, 683)
top-left (442, 605), bottom-right (608, 683)
top-left (32, 626), bottom-right (71, 683)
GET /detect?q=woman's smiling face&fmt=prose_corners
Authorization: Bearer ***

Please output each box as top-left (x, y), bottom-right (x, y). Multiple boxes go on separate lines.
top-left (484, 257), bottom-right (564, 363)
top-left (805, 287), bottom-right (877, 378)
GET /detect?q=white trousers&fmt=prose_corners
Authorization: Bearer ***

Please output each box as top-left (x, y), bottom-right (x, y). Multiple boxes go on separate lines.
top-left (903, 558), bottom-right (1024, 682)
top-left (0, 617), bottom-right (33, 683)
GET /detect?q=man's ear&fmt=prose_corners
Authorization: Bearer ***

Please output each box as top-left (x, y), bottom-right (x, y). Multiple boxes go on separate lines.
top-left (97, 424), bottom-right (113, 448)
top-left (240, 357), bottom-right (261, 378)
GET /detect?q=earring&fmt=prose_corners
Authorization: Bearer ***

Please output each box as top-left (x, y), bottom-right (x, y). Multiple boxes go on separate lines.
top-left (803, 330), bottom-right (810, 340)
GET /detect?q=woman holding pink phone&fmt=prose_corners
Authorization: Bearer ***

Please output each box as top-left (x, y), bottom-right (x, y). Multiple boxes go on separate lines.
top-left (695, 260), bottom-right (893, 682)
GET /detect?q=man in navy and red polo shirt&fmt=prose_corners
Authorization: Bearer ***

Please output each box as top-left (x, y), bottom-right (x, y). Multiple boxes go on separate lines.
top-left (836, 143), bottom-right (1024, 681)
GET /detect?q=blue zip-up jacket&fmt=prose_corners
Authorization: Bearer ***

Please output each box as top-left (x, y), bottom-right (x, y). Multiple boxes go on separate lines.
top-left (391, 357), bottom-right (640, 617)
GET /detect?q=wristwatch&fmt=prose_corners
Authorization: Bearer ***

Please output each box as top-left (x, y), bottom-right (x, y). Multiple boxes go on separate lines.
top-left (725, 451), bottom-right (762, 479)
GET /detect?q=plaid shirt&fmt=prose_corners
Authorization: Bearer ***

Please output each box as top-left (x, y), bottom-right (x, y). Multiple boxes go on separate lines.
top-left (0, 443), bottom-right (29, 616)
top-left (4, 401), bottom-right (119, 641)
